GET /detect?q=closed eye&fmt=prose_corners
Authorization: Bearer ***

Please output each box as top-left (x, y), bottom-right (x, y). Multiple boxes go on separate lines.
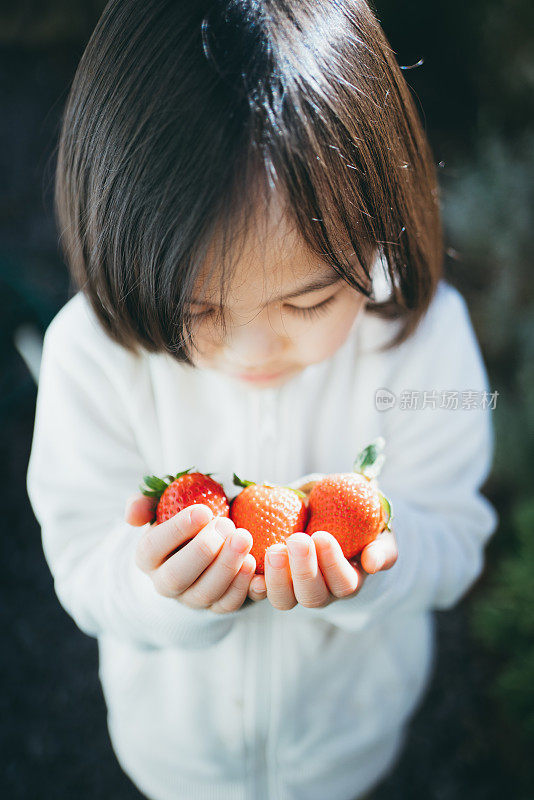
top-left (284, 294), bottom-right (338, 319)
top-left (189, 292), bottom-right (339, 321)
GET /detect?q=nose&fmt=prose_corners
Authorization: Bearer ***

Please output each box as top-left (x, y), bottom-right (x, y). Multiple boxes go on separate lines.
top-left (225, 310), bottom-right (288, 368)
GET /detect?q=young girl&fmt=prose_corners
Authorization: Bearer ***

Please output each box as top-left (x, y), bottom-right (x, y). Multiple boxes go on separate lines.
top-left (26, 1), bottom-right (498, 798)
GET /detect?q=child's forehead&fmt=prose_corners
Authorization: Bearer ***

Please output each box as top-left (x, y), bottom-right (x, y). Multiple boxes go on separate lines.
top-left (192, 193), bottom-right (333, 305)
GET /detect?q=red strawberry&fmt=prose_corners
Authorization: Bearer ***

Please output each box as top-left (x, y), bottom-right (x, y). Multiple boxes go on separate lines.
top-left (230, 474), bottom-right (308, 573)
top-left (139, 467), bottom-right (230, 527)
top-left (305, 438), bottom-right (393, 560)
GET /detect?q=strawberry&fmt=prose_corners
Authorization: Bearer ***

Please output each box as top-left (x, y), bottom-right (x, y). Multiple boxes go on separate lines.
top-left (305, 438), bottom-right (393, 560)
top-left (230, 474), bottom-right (308, 573)
top-left (139, 467), bottom-right (230, 527)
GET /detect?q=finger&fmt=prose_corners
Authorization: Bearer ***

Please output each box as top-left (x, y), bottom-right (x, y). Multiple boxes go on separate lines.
top-left (125, 493), bottom-right (157, 526)
top-left (311, 531), bottom-right (363, 597)
top-left (360, 528), bottom-right (398, 574)
top-left (151, 516), bottom-right (233, 597)
top-left (248, 573), bottom-right (267, 602)
top-left (180, 527), bottom-right (253, 608)
top-left (210, 555), bottom-right (257, 613)
top-left (286, 533), bottom-right (331, 608)
top-left (135, 503), bottom-right (216, 572)
top-left (265, 544), bottom-right (297, 610)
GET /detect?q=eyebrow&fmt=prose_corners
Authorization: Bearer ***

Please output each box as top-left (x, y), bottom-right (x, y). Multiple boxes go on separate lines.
top-left (190, 272), bottom-right (342, 307)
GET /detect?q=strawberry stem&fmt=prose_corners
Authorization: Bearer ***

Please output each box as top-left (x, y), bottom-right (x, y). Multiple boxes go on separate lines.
top-left (233, 473), bottom-right (256, 489)
top-left (282, 484), bottom-right (307, 500)
top-left (353, 437), bottom-right (386, 479)
top-left (139, 467), bottom-right (195, 501)
top-left (378, 490), bottom-right (393, 531)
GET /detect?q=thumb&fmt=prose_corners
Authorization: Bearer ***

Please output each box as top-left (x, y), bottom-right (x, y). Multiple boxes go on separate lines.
top-left (125, 493), bottom-right (157, 526)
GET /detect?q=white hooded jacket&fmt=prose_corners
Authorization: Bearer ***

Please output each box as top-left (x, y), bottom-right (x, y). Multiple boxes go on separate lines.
top-left (26, 272), bottom-right (497, 800)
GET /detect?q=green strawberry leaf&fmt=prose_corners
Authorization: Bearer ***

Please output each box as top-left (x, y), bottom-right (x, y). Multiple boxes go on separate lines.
top-left (172, 467), bottom-right (195, 480)
top-left (233, 473), bottom-right (256, 488)
top-left (139, 485), bottom-right (163, 499)
top-left (353, 437), bottom-right (386, 478)
top-left (142, 475), bottom-right (169, 492)
top-left (378, 490), bottom-right (394, 531)
top-left (286, 486), bottom-right (307, 500)
top-left (139, 467), bottom-right (195, 500)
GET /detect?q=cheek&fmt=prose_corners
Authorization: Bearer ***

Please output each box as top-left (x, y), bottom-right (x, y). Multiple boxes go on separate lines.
top-left (293, 302), bottom-right (363, 361)
top-left (182, 323), bottom-right (222, 365)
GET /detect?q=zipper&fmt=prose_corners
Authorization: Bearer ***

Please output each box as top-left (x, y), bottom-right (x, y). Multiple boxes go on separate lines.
top-left (246, 387), bottom-right (280, 799)
top-left (256, 387), bottom-right (279, 482)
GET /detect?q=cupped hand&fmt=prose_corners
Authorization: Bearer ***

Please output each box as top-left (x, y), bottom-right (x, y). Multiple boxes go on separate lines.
top-left (124, 493), bottom-right (258, 614)
top-left (249, 527), bottom-right (398, 611)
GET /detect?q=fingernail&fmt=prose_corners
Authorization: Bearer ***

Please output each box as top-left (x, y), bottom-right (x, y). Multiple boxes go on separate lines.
top-left (215, 517), bottom-right (235, 538)
top-left (368, 549), bottom-right (385, 571)
top-left (287, 535), bottom-right (311, 558)
top-left (312, 531), bottom-right (332, 547)
top-left (124, 495), bottom-right (137, 516)
top-left (267, 546), bottom-right (287, 569)
top-left (230, 530), bottom-right (250, 554)
top-left (241, 557), bottom-right (256, 576)
top-left (250, 576), bottom-right (265, 593)
top-left (190, 506), bottom-right (213, 526)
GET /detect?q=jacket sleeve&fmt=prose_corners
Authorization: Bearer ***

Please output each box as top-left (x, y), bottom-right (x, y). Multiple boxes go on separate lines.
top-left (26, 303), bottom-right (241, 650)
top-left (300, 284), bottom-right (498, 632)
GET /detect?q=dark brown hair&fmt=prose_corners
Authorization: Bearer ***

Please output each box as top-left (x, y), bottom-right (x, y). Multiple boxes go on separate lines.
top-left (55, 0), bottom-right (443, 364)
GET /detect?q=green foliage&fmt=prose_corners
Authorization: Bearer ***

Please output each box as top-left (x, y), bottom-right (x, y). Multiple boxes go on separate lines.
top-left (441, 130), bottom-right (534, 497)
top-left (439, 110), bottom-right (534, 777)
top-left (471, 500), bottom-right (534, 741)
top-left (478, 0), bottom-right (534, 131)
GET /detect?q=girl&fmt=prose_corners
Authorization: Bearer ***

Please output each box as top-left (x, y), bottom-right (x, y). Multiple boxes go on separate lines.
top-left (26, 1), bottom-right (497, 799)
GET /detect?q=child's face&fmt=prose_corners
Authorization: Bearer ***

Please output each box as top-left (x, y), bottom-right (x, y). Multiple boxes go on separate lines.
top-left (187, 196), bottom-right (369, 388)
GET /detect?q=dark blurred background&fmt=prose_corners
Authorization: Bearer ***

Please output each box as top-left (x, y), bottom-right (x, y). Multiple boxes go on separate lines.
top-left (1, 1), bottom-right (533, 798)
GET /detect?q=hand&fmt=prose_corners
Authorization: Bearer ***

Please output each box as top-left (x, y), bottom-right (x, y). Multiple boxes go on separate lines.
top-left (251, 527), bottom-right (398, 611)
top-left (250, 533), bottom-right (364, 610)
top-left (241, 472), bottom-right (328, 605)
top-left (247, 472), bottom-right (398, 610)
top-left (125, 493), bottom-right (257, 614)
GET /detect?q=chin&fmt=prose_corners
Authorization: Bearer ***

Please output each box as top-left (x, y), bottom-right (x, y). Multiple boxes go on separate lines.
top-left (235, 366), bottom-right (301, 386)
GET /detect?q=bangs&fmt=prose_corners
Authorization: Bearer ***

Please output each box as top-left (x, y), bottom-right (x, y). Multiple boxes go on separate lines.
top-left (55, 0), bottom-right (443, 364)
top-left (178, 151), bottom-right (379, 363)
